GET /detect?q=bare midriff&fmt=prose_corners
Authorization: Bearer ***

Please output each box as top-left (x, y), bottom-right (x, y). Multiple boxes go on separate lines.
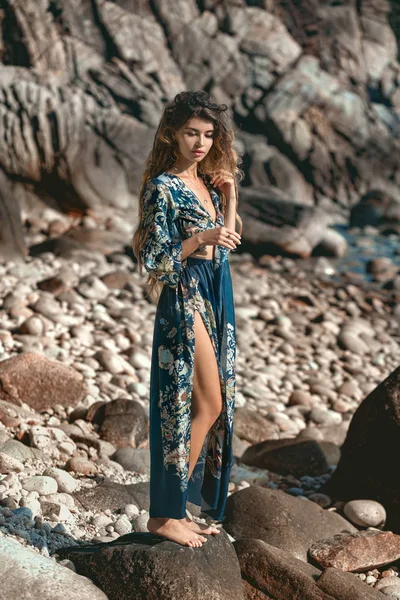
top-left (190, 244), bottom-right (215, 260)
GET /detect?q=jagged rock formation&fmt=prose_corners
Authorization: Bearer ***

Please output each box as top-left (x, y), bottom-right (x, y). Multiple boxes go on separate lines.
top-left (0, 0), bottom-right (399, 259)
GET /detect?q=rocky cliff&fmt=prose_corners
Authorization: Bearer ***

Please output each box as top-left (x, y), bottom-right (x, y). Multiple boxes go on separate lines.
top-left (1, 0), bottom-right (399, 258)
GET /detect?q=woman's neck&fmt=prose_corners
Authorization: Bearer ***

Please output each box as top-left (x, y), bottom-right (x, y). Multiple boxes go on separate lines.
top-left (169, 163), bottom-right (199, 180)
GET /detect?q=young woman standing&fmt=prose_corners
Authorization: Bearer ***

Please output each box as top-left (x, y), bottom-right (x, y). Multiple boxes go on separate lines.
top-left (132, 90), bottom-right (242, 548)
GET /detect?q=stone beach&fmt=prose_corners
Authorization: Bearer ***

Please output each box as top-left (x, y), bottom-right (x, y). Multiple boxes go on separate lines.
top-left (1, 0), bottom-right (400, 596)
top-left (0, 208), bottom-right (400, 598)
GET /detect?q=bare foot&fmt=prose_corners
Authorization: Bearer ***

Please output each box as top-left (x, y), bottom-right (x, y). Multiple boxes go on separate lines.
top-left (147, 517), bottom-right (208, 547)
top-left (181, 516), bottom-right (221, 535)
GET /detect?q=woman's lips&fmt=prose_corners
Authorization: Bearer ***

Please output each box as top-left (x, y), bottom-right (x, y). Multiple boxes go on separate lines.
top-left (192, 150), bottom-right (204, 155)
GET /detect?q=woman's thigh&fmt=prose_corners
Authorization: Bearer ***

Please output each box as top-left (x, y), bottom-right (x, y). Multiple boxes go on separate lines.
top-left (191, 309), bottom-right (223, 420)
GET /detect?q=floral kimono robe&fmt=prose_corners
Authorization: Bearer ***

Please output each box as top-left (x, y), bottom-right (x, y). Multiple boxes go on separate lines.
top-left (139, 171), bottom-right (236, 521)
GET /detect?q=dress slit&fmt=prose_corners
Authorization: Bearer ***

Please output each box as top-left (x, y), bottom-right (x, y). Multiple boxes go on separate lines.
top-left (185, 305), bottom-right (225, 509)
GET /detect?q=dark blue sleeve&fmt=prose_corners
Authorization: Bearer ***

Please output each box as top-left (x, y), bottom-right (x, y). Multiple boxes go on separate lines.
top-left (139, 180), bottom-right (183, 288)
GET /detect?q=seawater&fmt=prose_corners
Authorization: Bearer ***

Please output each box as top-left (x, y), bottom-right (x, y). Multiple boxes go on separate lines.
top-left (331, 224), bottom-right (400, 284)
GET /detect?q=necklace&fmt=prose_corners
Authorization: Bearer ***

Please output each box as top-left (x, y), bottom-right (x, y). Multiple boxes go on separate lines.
top-left (168, 166), bottom-right (211, 206)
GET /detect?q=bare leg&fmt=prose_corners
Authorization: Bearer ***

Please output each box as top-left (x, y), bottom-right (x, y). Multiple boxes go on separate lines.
top-left (147, 311), bottom-right (222, 545)
top-left (181, 309), bottom-right (222, 536)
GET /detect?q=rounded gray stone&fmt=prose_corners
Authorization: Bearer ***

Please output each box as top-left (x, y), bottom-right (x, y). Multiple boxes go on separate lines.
top-left (343, 499), bottom-right (386, 528)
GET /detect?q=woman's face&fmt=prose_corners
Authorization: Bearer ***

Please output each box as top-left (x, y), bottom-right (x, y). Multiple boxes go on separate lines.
top-left (173, 117), bottom-right (215, 163)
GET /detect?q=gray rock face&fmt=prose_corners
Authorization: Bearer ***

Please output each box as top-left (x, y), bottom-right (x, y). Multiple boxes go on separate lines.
top-left (0, 536), bottom-right (107, 599)
top-left (2, 0), bottom-right (400, 260)
top-left (223, 486), bottom-right (356, 562)
top-left (54, 529), bottom-right (244, 600)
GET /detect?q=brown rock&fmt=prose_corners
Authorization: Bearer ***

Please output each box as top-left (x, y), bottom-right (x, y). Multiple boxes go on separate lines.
top-left (309, 530), bottom-right (400, 572)
top-left (37, 276), bottom-right (69, 295)
top-left (101, 271), bottom-right (134, 289)
top-left (297, 423), bottom-right (349, 446)
top-left (324, 367), bottom-right (400, 531)
top-left (54, 528), bottom-right (244, 600)
top-left (317, 568), bottom-right (385, 600)
top-left (234, 538), bottom-right (332, 600)
top-left (224, 486), bottom-right (356, 562)
top-left (288, 391), bottom-right (314, 408)
top-left (95, 398), bottom-right (148, 449)
top-left (233, 407), bottom-right (279, 444)
top-left (66, 457), bottom-right (98, 476)
top-left (241, 438), bottom-right (339, 477)
top-left (0, 353), bottom-right (87, 411)
top-left (242, 579), bottom-right (274, 599)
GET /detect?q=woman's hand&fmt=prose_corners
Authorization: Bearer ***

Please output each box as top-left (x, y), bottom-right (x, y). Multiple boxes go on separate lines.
top-left (196, 226), bottom-right (241, 250)
top-left (210, 169), bottom-right (236, 200)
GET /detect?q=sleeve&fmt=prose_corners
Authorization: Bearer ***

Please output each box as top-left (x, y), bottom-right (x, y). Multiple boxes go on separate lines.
top-left (139, 180), bottom-right (183, 288)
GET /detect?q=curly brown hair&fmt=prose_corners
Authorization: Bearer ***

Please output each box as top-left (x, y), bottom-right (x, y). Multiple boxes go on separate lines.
top-left (132, 90), bottom-right (243, 302)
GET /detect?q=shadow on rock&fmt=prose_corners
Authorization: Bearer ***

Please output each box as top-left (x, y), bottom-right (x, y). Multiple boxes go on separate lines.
top-left (323, 366), bottom-right (400, 532)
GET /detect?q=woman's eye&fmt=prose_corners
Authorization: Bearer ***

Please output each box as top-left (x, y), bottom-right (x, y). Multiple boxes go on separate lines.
top-left (186, 133), bottom-right (214, 138)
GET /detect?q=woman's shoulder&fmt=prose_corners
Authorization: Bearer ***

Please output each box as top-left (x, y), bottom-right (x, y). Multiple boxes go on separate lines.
top-left (145, 173), bottom-right (176, 192)
top-left (147, 173), bottom-right (183, 199)
top-left (149, 172), bottom-right (172, 185)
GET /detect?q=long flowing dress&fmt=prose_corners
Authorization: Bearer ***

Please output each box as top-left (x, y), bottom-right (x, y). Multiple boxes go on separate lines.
top-left (139, 171), bottom-right (236, 521)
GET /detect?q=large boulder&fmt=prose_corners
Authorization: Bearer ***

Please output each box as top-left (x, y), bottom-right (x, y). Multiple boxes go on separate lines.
top-left (323, 366), bottom-right (400, 531)
top-left (54, 529), bottom-right (244, 600)
top-left (223, 486), bottom-right (356, 562)
top-left (234, 538), bottom-right (327, 600)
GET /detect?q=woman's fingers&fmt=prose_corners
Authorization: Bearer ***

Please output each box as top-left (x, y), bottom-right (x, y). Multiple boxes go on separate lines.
top-left (224, 229), bottom-right (241, 246)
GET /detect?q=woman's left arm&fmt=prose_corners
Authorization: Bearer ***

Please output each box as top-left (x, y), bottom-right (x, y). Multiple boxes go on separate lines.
top-left (210, 170), bottom-right (238, 232)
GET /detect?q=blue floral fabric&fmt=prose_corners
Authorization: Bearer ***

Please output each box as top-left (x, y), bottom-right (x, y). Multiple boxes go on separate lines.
top-left (139, 172), bottom-right (236, 520)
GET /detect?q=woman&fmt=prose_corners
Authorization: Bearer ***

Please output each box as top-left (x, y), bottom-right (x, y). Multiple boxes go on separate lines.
top-left (132, 90), bottom-right (242, 548)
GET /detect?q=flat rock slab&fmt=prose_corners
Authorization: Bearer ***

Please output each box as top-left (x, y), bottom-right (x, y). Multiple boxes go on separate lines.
top-left (0, 353), bottom-right (87, 410)
top-left (317, 568), bottom-right (385, 600)
top-left (234, 538), bottom-right (334, 600)
top-left (54, 529), bottom-right (244, 600)
top-left (309, 530), bottom-right (400, 572)
top-left (224, 486), bottom-right (356, 562)
top-left (74, 479), bottom-right (150, 512)
top-left (0, 535), bottom-right (107, 599)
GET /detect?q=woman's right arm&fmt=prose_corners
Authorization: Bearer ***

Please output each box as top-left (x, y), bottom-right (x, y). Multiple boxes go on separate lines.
top-left (182, 227), bottom-right (241, 260)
